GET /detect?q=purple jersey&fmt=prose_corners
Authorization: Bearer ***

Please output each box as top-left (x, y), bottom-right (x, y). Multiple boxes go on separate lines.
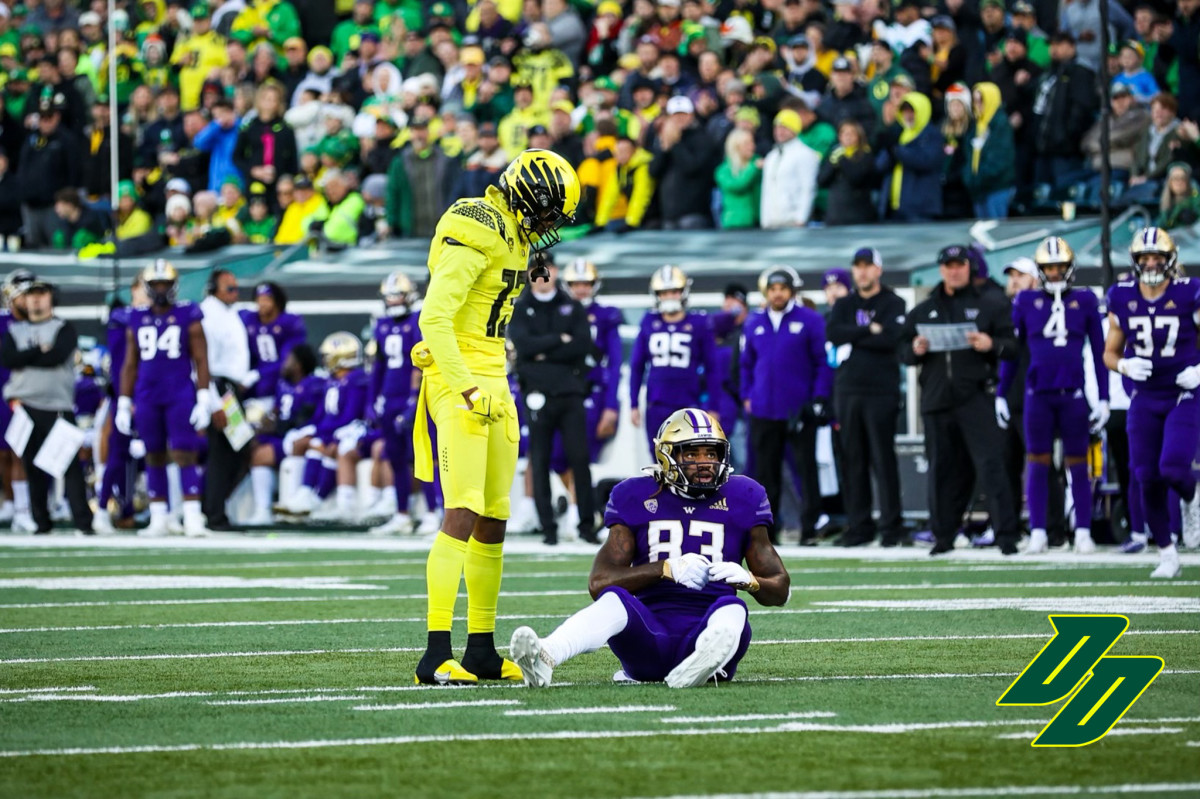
top-left (629, 311), bottom-right (720, 410)
top-left (107, 306), bottom-right (132, 385)
top-left (371, 312), bottom-right (422, 403)
top-left (129, 302), bottom-right (205, 401)
top-left (313, 368), bottom-right (369, 440)
top-left (74, 376), bottom-right (104, 418)
top-left (586, 302), bottom-right (624, 410)
top-left (1013, 288), bottom-right (1108, 398)
top-left (1108, 279), bottom-right (1200, 394)
top-left (240, 310), bottom-right (307, 399)
top-left (603, 474), bottom-right (773, 617)
top-left (275, 373), bottom-right (326, 433)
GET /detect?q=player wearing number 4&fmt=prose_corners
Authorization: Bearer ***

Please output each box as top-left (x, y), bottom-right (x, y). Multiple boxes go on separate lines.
top-left (510, 408), bottom-right (790, 688)
top-left (1003, 238), bottom-right (1109, 555)
top-left (1104, 227), bottom-right (1200, 579)
top-left (411, 149), bottom-right (581, 685)
top-left (116, 260), bottom-right (214, 538)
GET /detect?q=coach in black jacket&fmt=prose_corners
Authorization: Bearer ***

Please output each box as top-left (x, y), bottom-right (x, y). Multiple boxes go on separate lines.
top-left (509, 259), bottom-right (598, 545)
top-left (900, 245), bottom-right (1019, 555)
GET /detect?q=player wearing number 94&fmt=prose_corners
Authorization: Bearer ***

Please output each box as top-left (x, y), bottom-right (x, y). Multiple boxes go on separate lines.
top-left (116, 259), bottom-right (214, 538)
top-left (510, 408), bottom-right (790, 689)
top-left (411, 148), bottom-right (580, 686)
top-left (1104, 227), bottom-right (1200, 580)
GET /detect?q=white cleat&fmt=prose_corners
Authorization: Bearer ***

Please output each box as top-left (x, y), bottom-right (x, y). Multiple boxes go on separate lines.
top-left (286, 488), bottom-right (319, 516)
top-left (1024, 529), bottom-right (1049, 554)
top-left (665, 623), bottom-right (740, 689)
top-left (244, 509), bottom-right (275, 527)
top-left (509, 626), bottom-right (554, 688)
top-left (11, 512), bottom-right (37, 534)
top-left (167, 515), bottom-right (185, 536)
top-left (1184, 493), bottom-right (1200, 549)
top-left (91, 510), bottom-right (116, 536)
top-left (507, 498), bottom-right (538, 534)
top-left (1073, 529), bottom-right (1096, 554)
top-left (368, 513), bottom-right (413, 536)
top-left (183, 519), bottom-right (210, 538)
top-left (360, 495), bottom-right (397, 524)
top-left (560, 504), bottom-right (580, 542)
top-left (309, 502), bottom-right (344, 523)
top-left (417, 509), bottom-right (442, 536)
top-left (1150, 548), bottom-right (1182, 579)
top-left (139, 517), bottom-right (170, 537)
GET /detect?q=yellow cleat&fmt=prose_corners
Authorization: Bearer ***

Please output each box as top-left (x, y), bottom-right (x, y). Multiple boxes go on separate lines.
top-left (414, 659), bottom-right (479, 686)
top-left (497, 658), bottom-right (524, 682)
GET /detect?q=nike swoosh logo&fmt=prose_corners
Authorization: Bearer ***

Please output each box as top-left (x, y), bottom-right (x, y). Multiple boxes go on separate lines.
top-left (433, 668), bottom-right (453, 684)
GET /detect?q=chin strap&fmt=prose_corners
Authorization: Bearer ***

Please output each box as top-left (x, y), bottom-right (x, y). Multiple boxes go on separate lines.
top-left (529, 251), bottom-right (551, 283)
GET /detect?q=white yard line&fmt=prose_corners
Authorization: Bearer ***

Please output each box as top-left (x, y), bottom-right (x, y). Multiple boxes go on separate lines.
top-left (204, 696), bottom-right (371, 706)
top-left (629, 783), bottom-right (1200, 799)
top-left (996, 727), bottom-right (1184, 739)
top-left (664, 712), bottom-right (839, 724)
top-left (0, 614), bottom-right (571, 635)
top-left (355, 700), bottom-right (523, 711)
top-left (0, 686), bottom-right (96, 695)
top-left (503, 705), bottom-right (675, 716)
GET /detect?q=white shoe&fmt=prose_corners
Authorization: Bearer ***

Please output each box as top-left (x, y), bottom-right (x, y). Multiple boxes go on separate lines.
top-left (612, 669), bottom-right (641, 684)
top-left (560, 504), bottom-right (580, 542)
top-left (360, 494), bottom-right (397, 523)
top-left (51, 500), bottom-right (71, 523)
top-left (509, 626), bottom-right (554, 688)
top-left (286, 488), bottom-right (318, 515)
top-left (309, 501), bottom-right (343, 522)
top-left (1151, 548), bottom-right (1182, 579)
top-left (140, 516), bottom-right (169, 537)
top-left (507, 497), bottom-right (538, 534)
top-left (183, 518), bottom-right (210, 538)
top-left (1025, 529), bottom-right (1048, 554)
top-left (1073, 529), bottom-right (1096, 554)
top-left (167, 515), bottom-right (184, 536)
top-left (417, 509), bottom-right (442, 536)
top-left (244, 509), bottom-right (275, 527)
top-left (665, 623), bottom-right (740, 689)
top-left (92, 510), bottom-right (116, 536)
top-left (0, 501), bottom-right (15, 523)
top-left (11, 512), bottom-right (37, 534)
top-left (1184, 493), bottom-right (1200, 549)
top-left (368, 513), bottom-right (413, 536)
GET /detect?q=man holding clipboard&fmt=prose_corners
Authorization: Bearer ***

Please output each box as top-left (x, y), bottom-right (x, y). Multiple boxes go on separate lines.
top-left (0, 279), bottom-right (93, 535)
top-left (900, 245), bottom-right (1020, 555)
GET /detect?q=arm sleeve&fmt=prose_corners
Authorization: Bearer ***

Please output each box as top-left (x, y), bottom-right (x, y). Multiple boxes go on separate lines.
top-left (739, 331), bottom-right (755, 405)
top-left (30, 321), bottom-right (79, 367)
top-left (857, 294), bottom-right (908, 352)
top-left (546, 304), bottom-right (597, 363)
top-left (898, 306), bottom-right (925, 366)
top-left (825, 298), bottom-right (868, 346)
top-left (0, 330), bottom-right (38, 369)
top-left (419, 238), bottom-right (489, 394)
top-left (989, 296), bottom-right (1019, 362)
top-left (603, 311), bottom-right (624, 411)
top-left (507, 304), bottom-right (564, 358)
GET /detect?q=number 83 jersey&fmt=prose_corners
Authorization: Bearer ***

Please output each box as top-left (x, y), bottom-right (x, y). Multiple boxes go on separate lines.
top-left (1108, 278), bottom-right (1200, 394)
top-left (130, 302), bottom-right (205, 401)
top-left (603, 474), bottom-right (774, 616)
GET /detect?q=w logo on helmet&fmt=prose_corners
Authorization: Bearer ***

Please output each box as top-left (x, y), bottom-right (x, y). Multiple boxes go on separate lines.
top-left (685, 409), bottom-right (713, 434)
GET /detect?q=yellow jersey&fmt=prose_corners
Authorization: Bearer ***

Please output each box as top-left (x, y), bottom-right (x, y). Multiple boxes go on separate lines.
top-left (420, 186), bottom-right (530, 394)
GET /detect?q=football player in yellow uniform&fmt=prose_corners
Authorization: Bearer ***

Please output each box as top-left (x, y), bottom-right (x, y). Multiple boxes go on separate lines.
top-left (412, 148), bottom-right (581, 684)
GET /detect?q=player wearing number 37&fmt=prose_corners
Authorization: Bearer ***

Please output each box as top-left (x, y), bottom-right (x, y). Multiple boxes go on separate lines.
top-left (1104, 227), bottom-right (1199, 580)
top-left (510, 408), bottom-right (790, 688)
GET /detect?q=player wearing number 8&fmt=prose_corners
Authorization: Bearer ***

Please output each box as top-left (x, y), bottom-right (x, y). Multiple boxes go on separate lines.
top-left (1104, 227), bottom-right (1200, 579)
top-left (508, 408), bottom-right (790, 688)
top-left (412, 148), bottom-right (580, 685)
top-left (1006, 237), bottom-right (1109, 555)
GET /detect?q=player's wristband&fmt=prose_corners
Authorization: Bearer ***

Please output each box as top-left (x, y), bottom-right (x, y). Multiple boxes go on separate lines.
top-left (745, 575), bottom-right (761, 594)
top-left (661, 560), bottom-right (672, 581)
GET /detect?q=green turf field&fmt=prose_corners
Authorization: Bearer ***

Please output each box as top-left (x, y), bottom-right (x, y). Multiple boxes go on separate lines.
top-left (0, 537), bottom-right (1197, 799)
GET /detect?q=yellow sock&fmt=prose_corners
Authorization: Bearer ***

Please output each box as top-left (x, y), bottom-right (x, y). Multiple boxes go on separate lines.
top-left (464, 538), bottom-right (504, 634)
top-left (426, 532), bottom-right (468, 631)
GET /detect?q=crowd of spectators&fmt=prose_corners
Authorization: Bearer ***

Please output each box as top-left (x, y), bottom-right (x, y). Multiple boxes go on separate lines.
top-left (4, 0), bottom-right (1200, 256)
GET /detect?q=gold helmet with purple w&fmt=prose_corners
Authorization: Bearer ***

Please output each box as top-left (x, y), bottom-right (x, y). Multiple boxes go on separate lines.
top-left (653, 408), bottom-right (731, 498)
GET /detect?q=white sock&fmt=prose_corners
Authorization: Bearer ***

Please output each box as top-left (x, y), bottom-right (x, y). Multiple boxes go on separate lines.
top-left (1074, 527), bottom-right (1091, 539)
top-left (706, 603), bottom-right (748, 634)
top-left (362, 485), bottom-right (381, 508)
top-left (183, 499), bottom-right (204, 527)
top-left (1130, 531), bottom-right (1149, 544)
top-left (150, 502), bottom-right (168, 522)
top-left (543, 591), bottom-right (629, 666)
top-left (1161, 543), bottom-right (1179, 560)
top-left (251, 466), bottom-right (275, 514)
top-left (13, 481), bottom-right (29, 513)
top-left (336, 485), bottom-right (357, 514)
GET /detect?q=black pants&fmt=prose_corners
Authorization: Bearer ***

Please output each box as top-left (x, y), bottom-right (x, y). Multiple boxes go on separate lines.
top-left (924, 392), bottom-right (1018, 548)
top-left (20, 406), bottom-right (92, 534)
top-left (203, 380), bottom-right (249, 527)
top-left (1106, 409), bottom-right (1131, 533)
top-left (527, 393), bottom-right (594, 541)
top-left (749, 415), bottom-right (820, 542)
top-left (836, 392), bottom-right (903, 543)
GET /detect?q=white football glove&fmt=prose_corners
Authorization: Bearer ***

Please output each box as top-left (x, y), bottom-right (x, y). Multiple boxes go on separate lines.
top-left (708, 560), bottom-right (758, 591)
top-left (189, 389), bottom-right (212, 430)
top-left (242, 369), bottom-right (260, 389)
top-left (994, 397), bottom-right (1010, 430)
top-left (114, 396), bottom-right (133, 436)
top-left (1117, 357), bottom-right (1153, 382)
top-left (1177, 365), bottom-right (1200, 390)
top-left (664, 552), bottom-right (710, 591)
top-left (1088, 400), bottom-right (1110, 434)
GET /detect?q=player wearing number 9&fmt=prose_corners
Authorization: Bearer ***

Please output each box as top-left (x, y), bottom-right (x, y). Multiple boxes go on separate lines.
top-left (508, 408), bottom-right (790, 689)
top-left (1104, 227), bottom-right (1199, 579)
top-left (117, 259), bottom-right (214, 537)
top-left (1004, 237), bottom-right (1109, 556)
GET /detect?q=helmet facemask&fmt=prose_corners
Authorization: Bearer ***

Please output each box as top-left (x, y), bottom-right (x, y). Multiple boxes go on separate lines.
top-left (657, 439), bottom-right (732, 498)
top-left (1037, 261), bottom-right (1074, 294)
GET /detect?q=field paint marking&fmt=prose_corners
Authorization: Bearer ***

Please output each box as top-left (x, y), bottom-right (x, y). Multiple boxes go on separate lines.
top-left (355, 700), bottom-right (523, 711)
top-left (0, 686), bottom-right (96, 695)
top-left (752, 630), bottom-right (1200, 646)
top-left (811, 596), bottom-right (1200, 614)
top-left (997, 727), bottom-right (1184, 740)
top-left (664, 712), bottom-right (839, 724)
top-left (630, 783), bottom-right (1200, 799)
top-left (6, 691), bottom-right (215, 703)
top-left (0, 685), bottom-right (556, 704)
top-left (204, 696), bottom-right (371, 706)
top-left (0, 576), bottom-right (390, 591)
top-left (503, 705), bottom-right (676, 716)
top-left (0, 592), bottom-right (583, 610)
top-left (740, 670), bottom-right (1200, 685)
top-left (0, 558), bottom-right (434, 574)
top-left (0, 614), bottom-right (570, 635)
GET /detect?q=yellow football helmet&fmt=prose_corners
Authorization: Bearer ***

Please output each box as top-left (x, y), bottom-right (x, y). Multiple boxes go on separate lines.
top-left (499, 148), bottom-right (581, 251)
top-left (319, 331), bottom-right (363, 372)
top-left (758, 265), bottom-right (801, 296)
top-left (1032, 236), bottom-right (1075, 292)
top-left (380, 271), bottom-right (418, 317)
top-left (1130, 227), bottom-right (1178, 285)
top-left (649, 265), bottom-right (691, 314)
top-left (140, 259), bottom-right (179, 306)
top-left (653, 408), bottom-right (732, 498)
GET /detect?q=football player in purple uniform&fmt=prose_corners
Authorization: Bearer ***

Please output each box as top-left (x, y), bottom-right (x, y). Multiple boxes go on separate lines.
top-left (240, 281), bottom-right (307, 400)
top-left (509, 408), bottom-right (790, 688)
top-left (0, 270), bottom-right (35, 532)
top-left (283, 332), bottom-right (370, 515)
top-left (629, 266), bottom-right (721, 452)
top-left (1104, 228), bottom-right (1200, 578)
top-left (1009, 237), bottom-right (1109, 555)
top-left (114, 260), bottom-right (215, 537)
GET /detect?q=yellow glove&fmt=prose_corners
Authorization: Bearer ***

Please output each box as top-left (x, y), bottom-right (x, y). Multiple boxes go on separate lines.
top-left (459, 387), bottom-right (505, 426)
top-left (411, 342), bottom-right (434, 370)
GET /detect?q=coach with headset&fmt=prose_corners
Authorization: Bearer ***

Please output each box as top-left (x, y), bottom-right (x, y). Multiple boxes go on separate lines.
top-left (200, 269), bottom-right (253, 530)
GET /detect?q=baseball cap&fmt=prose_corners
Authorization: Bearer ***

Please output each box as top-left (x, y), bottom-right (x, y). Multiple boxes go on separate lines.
top-left (938, 245), bottom-right (971, 264)
top-left (1003, 257), bottom-right (1038, 278)
top-left (294, 175), bottom-right (314, 190)
top-left (774, 108), bottom-right (802, 134)
top-left (1011, 0), bottom-right (1034, 13)
top-left (1004, 29), bottom-right (1028, 47)
top-left (78, 10), bottom-right (101, 25)
top-left (248, 181), bottom-right (270, 203)
top-left (852, 247), bottom-right (882, 267)
top-left (527, 124), bottom-right (550, 136)
top-left (37, 91), bottom-right (65, 113)
top-left (831, 56), bottom-right (853, 71)
top-left (190, 1), bottom-right (210, 18)
top-left (1112, 82), bottom-right (1133, 98)
top-left (460, 46), bottom-right (484, 65)
top-left (165, 177), bottom-right (191, 194)
top-left (930, 14), bottom-right (955, 30)
top-left (665, 95), bottom-right (694, 115)
top-left (551, 99), bottom-right (575, 115)
top-left (479, 121), bottom-right (498, 136)
top-left (597, 0), bottom-right (622, 15)
top-left (891, 73), bottom-right (916, 89)
top-left (764, 267), bottom-right (800, 290)
top-left (823, 268), bottom-right (852, 290)
top-left (980, 0), bottom-right (1004, 9)
top-left (283, 36), bottom-right (306, 50)
top-left (788, 34), bottom-right (809, 48)
top-left (724, 283), bottom-right (749, 303)
top-left (117, 180), bottom-right (138, 200)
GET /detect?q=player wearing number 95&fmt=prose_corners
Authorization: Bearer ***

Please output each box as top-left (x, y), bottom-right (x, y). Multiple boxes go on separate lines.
top-left (411, 148), bottom-right (581, 686)
top-left (116, 260), bottom-right (214, 538)
top-left (1104, 227), bottom-right (1200, 580)
top-left (510, 408), bottom-right (790, 688)
top-left (1003, 237), bottom-right (1108, 556)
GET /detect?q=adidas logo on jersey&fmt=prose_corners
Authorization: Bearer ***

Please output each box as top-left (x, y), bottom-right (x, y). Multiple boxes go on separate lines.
top-left (711, 498), bottom-right (728, 512)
